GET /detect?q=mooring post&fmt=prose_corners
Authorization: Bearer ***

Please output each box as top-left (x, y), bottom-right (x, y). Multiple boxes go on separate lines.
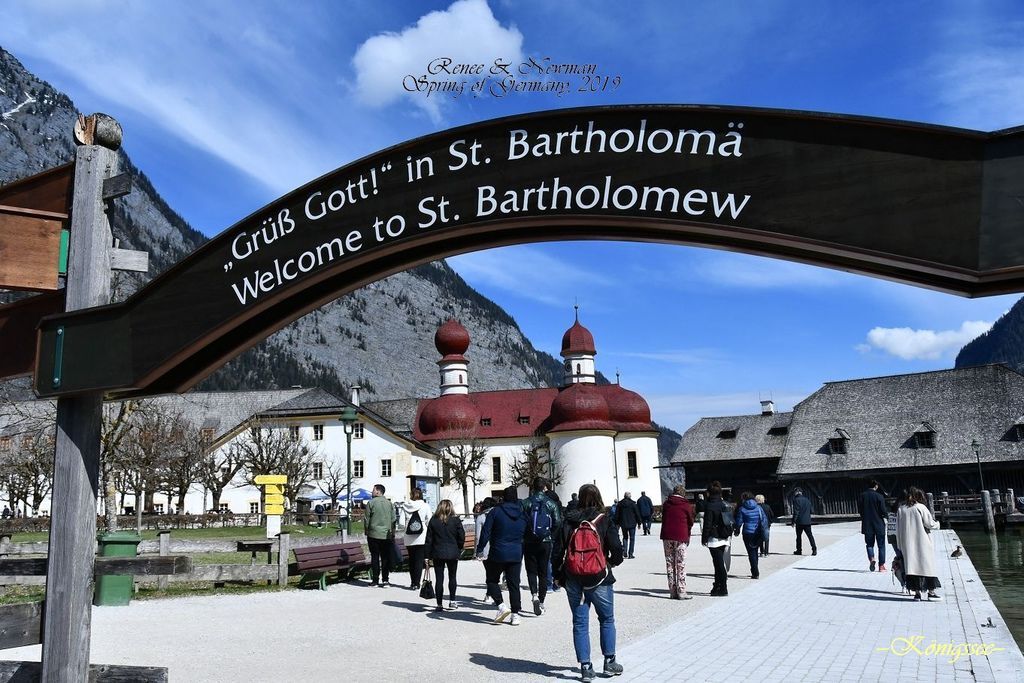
top-left (982, 490), bottom-right (995, 533)
top-left (41, 115), bottom-right (122, 683)
top-left (991, 489), bottom-right (1002, 508)
top-left (1008, 488), bottom-right (1016, 513)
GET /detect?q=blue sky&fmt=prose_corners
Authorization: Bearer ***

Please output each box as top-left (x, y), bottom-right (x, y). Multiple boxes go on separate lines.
top-left (4, 1), bottom-right (1024, 432)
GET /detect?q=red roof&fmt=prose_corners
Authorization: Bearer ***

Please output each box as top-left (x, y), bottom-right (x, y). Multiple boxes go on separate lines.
top-left (414, 385), bottom-right (653, 442)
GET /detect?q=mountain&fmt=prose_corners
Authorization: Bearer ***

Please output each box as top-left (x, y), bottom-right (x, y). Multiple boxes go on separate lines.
top-left (955, 296), bottom-right (1024, 374)
top-left (0, 46), bottom-right (680, 470)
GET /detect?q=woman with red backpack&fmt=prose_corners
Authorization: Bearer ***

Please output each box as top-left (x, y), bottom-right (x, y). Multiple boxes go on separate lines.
top-left (552, 484), bottom-right (625, 681)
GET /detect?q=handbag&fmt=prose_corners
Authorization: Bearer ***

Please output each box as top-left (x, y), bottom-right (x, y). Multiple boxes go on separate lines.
top-left (419, 578), bottom-right (435, 600)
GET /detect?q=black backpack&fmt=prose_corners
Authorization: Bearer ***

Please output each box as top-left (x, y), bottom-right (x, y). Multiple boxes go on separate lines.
top-left (405, 510), bottom-right (423, 535)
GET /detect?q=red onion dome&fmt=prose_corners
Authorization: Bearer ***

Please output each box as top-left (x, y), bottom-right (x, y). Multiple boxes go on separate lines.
top-left (561, 320), bottom-right (596, 356)
top-left (603, 385), bottom-right (653, 431)
top-left (435, 319), bottom-right (470, 357)
top-left (417, 394), bottom-right (480, 440)
top-left (547, 384), bottom-right (613, 433)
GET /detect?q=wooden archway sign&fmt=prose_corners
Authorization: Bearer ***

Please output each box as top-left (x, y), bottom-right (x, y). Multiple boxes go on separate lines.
top-left (33, 105), bottom-right (1024, 399)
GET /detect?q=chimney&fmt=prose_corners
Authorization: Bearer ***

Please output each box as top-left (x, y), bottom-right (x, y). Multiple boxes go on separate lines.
top-left (351, 385), bottom-right (361, 407)
top-left (760, 400), bottom-right (775, 416)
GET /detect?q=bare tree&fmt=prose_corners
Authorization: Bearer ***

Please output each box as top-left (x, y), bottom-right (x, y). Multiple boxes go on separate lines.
top-left (156, 416), bottom-right (205, 514)
top-left (233, 418), bottom-right (319, 508)
top-left (509, 439), bottom-right (566, 490)
top-left (197, 441), bottom-right (245, 513)
top-left (115, 404), bottom-right (182, 533)
top-left (435, 425), bottom-right (489, 515)
top-left (100, 400), bottom-right (140, 531)
top-left (319, 461), bottom-right (349, 511)
top-left (0, 397), bottom-right (56, 516)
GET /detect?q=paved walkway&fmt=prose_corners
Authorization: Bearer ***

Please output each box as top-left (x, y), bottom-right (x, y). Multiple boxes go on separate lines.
top-left (1, 522), bottom-right (1019, 681)
top-left (621, 526), bottom-right (1024, 682)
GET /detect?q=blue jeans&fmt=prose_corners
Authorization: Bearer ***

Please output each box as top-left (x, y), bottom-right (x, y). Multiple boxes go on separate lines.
top-left (564, 579), bottom-right (615, 664)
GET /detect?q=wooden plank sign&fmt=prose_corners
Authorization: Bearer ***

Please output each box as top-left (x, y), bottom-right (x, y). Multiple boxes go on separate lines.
top-left (264, 504), bottom-right (285, 515)
top-left (0, 205), bottom-right (65, 291)
top-left (254, 474), bottom-right (287, 485)
top-left (0, 290), bottom-right (64, 380)
top-left (264, 493), bottom-right (285, 505)
top-left (262, 484), bottom-right (284, 496)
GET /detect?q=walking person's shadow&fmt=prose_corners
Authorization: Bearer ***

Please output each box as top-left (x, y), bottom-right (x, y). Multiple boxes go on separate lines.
top-left (469, 653), bottom-right (578, 680)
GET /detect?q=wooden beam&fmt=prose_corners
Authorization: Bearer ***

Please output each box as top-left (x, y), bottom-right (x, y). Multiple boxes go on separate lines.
top-left (0, 602), bottom-right (43, 650)
top-left (0, 558), bottom-right (47, 576)
top-left (0, 206), bottom-right (64, 291)
top-left (0, 661), bottom-right (168, 682)
top-left (101, 174), bottom-right (131, 201)
top-left (93, 555), bottom-right (192, 576)
top-left (109, 248), bottom-right (149, 273)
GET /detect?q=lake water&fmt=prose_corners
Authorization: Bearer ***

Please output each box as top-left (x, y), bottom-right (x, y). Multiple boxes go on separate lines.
top-left (957, 526), bottom-right (1024, 650)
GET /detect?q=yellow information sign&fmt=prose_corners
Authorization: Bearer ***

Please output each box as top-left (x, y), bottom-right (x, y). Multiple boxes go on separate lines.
top-left (264, 494), bottom-right (285, 505)
top-left (263, 484), bottom-right (284, 496)
top-left (254, 474), bottom-right (287, 485)
top-left (264, 504), bottom-right (285, 515)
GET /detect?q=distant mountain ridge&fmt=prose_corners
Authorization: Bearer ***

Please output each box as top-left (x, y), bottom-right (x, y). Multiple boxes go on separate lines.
top-left (0, 46), bottom-right (681, 470)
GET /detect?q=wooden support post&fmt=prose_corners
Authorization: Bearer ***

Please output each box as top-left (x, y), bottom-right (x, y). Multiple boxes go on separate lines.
top-left (277, 533), bottom-right (290, 587)
top-left (991, 489), bottom-right (1002, 507)
top-left (926, 492), bottom-right (935, 517)
top-left (0, 535), bottom-right (11, 557)
top-left (982, 490), bottom-right (995, 533)
top-left (1008, 488), bottom-right (1016, 513)
top-left (940, 491), bottom-right (949, 524)
top-left (41, 117), bottom-right (121, 683)
top-left (157, 532), bottom-right (170, 591)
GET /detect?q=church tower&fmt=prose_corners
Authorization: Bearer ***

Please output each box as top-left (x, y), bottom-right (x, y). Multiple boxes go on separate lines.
top-left (561, 306), bottom-right (597, 385)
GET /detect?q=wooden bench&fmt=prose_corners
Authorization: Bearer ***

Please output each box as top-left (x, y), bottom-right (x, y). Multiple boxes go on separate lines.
top-left (462, 526), bottom-right (476, 559)
top-left (292, 542), bottom-right (368, 590)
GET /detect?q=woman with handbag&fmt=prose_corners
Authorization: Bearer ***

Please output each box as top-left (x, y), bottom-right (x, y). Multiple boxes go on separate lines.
top-left (425, 499), bottom-right (465, 612)
top-left (896, 487), bottom-right (942, 601)
top-left (734, 492), bottom-right (768, 579)
top-left (701, 481), bottom-right (731, 596)
top-left (400, 488), bottom-right (432, 589)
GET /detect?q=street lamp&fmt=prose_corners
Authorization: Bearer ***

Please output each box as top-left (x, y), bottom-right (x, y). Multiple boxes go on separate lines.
top-left (971, 439), bottom-right (985, 493)
top-left (339, 405), bottom-right (358, 535)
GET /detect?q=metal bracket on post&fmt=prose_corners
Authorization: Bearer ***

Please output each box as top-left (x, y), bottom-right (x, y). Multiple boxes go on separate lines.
top-left (51, 326), bottom-right (65, 389)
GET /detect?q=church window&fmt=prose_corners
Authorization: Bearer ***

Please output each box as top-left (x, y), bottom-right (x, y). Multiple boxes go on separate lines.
top-left (353, 460), bottom-right (364, 478)
top-left (381, 459), bottom-right (392, 477)
top-left (575, 363), bottom-right (581, 375)
top-left (459, 374), bottom-right (464, 384)
top-left (491, 456), bottom-right (502, 484)
top-left (627, 451), bottom-right (638, 478)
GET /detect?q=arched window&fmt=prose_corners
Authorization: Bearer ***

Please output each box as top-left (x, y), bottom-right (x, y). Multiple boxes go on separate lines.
top-left (575, 363), bottom-right (581, 375)
top-left (459, 373), bottom-right (464, 384)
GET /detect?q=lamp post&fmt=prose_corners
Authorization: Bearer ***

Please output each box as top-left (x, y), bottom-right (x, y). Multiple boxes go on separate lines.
top-left (339, 406), bottom-right (358, 535)
top-left (971, 439), bottom-right (985, 493)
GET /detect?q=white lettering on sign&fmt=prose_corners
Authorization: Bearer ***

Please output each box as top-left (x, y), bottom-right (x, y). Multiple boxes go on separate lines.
top-left (508, 120), bottom-right (744, 160)
top-left (230, 233), bottom-right (363, 305)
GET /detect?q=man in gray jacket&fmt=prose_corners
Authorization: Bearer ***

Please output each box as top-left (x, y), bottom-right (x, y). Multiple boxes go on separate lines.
top-left (365, 484), bottom-right (396, 586)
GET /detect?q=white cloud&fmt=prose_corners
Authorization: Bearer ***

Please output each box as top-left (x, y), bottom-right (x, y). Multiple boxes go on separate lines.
top-left (351, 0), bottom-right (524, 122)
top-left (448, 245), bottom-right (611, 307)
top-left (859, 321), bottom-right (993, 361)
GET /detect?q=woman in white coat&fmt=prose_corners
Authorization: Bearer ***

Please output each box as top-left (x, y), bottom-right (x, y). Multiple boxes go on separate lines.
top-left (400, 488), bottom-right (431, 589)
top-left (895, 487), bottom-right (941, 601)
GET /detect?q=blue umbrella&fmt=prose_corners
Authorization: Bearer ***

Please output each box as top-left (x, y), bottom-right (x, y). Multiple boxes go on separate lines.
top-left (338, 487), bottom-right (373, 502)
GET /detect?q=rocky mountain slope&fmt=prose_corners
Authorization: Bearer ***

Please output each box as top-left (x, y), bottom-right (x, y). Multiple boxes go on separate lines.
top-left (0, 47), bottom-right (680, 474)
top-left (956, 296), bottom-right (1024, 374)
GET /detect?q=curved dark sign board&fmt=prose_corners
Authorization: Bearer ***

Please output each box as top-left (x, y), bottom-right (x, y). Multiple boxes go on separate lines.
top-left (33, 105), bottom-right (1024, 399)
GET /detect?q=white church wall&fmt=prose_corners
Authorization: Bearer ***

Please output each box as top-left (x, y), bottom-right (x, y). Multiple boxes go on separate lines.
top-left (615, 433), bottom-right (663, 505)
top-left (549, 432), bottom-right (618, 506)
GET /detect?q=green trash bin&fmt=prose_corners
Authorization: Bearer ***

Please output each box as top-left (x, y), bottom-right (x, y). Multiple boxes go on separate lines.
top-left (94, 531), bottom-right (142, 606)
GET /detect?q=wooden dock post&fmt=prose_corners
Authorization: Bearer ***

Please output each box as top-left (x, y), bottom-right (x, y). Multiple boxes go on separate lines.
top-left (926, 492), bottom-right (935, 517)
top-left (982, 490), bottom-right (996, 533)
top-left (1008, 488), bottom-right (1016, 512)
top-left (157, 532), bottom-right (170, 591)
top-left (940, 491), bottom-right (949, 527)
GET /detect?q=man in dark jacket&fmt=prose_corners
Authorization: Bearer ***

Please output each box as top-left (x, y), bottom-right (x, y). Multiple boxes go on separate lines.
top-left (477, 486), bottom-right (527, 625)
top-left (522, 476), bottom-right (563, 616)
top-left (615, 492), bottom-right (641, 558)
top-left (790, 488), bottom-right (817, 556)
top-left (858, 480), bottom-right (888, 571)
top-left (637, 491), bottom-right (655, 535)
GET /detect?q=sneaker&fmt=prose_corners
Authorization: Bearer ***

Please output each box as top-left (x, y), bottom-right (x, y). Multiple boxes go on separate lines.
top-left (913, 592), bottom-right (922, 601)
top-left (494, 604), bottom-right (511, 623)
top-left (580, 663), bottom-right (595, 681)
top-left (434, 605), bottom-right (443, 612)
top-left (446, 601), bottom-right (458, 611)
top-left (603, 656), bottom-right (624, 676)
top-left (532, 594), bottom-right (541, 616)
top-left (812, 549), bottom-right (817, 556)
top-left (509, 613), bottom-right (521, 626)
top-left (381, 581), bottom-right (390, 588)
top-left (927, 592), bottom-right (942, 601)
top-left (681, 594), bottom-right (693, 600)
top-left (869, 560), bottom-right (876, 572)
top-left (538, 601), bottom-right (546, 614)
top-left (878, 563), bottom-right (887, 572)
top-left (793, 551), bottom-right (802, 555)
top-left (369, 581), bottom-right (379, 587)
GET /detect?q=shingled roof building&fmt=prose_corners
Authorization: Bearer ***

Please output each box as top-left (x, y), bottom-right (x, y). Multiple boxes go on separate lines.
top-left (674, 365), bottom-right (1024, 516)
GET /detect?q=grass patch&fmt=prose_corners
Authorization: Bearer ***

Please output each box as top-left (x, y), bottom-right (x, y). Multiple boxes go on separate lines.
top-left (11, 522), bottom-right (364, 544)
